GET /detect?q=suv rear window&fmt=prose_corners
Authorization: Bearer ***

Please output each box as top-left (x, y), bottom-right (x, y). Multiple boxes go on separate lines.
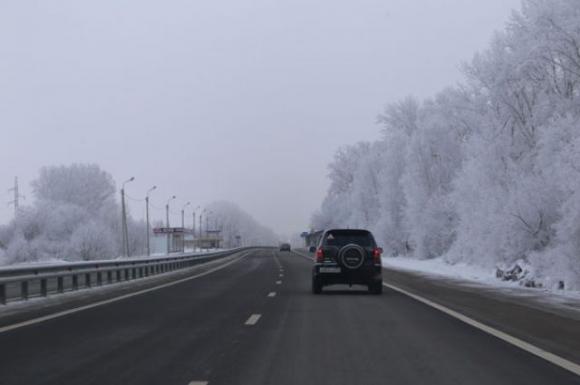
top-left (322, 230), bottom-right (375, 248)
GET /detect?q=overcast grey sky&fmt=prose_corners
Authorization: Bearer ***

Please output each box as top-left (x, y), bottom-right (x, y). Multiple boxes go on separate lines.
top-left (0, 0), bottom-right (520, 236)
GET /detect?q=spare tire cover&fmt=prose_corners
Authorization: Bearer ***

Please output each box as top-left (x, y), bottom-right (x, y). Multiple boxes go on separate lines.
top-left (338, 244), bottom-right (365, 270)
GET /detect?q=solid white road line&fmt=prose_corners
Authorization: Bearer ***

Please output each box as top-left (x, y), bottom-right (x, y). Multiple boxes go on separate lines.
top-left (290, 249), bottom-right (580, 376)
top-left (268, 292), bottom-right (276, 297)
top-left (0, 252), bottom-right (251, 335)
top-left (245, 314), bottom-right (262, 326)
top-left (383, 282), bottom-right (580, 377)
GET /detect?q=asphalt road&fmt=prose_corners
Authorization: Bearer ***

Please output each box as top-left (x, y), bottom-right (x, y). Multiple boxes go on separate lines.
top-left (0, 248), bottom-right (579, 385)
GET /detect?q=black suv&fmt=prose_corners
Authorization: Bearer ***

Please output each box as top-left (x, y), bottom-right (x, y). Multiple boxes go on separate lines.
top-left (310, 229), bottom-right (383, 294)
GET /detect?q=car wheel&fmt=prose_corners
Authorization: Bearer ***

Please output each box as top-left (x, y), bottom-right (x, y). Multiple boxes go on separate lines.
top-left (312, 278), bottom-right (322, 294)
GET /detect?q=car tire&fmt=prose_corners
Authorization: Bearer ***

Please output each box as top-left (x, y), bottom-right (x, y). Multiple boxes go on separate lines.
top-left (338, 244), bottom-right (366, 270)
top-left (312, 278), bottom-right (322, 294)
top-left (369, 281), bottom-right (383, 295)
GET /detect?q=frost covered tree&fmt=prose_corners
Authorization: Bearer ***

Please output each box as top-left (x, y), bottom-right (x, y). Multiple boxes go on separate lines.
top-left (312, 0), bottom-right (580, 289)
top-left (0, 164), bottom-right (138, 264)
top-left (206, 201), bottom-right (277, 248)
top-left (32, 164), bottom-right (116, 215)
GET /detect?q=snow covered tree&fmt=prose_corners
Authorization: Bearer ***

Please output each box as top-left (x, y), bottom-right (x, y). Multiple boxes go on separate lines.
top-left (312, 0), bottom-right (580, 289)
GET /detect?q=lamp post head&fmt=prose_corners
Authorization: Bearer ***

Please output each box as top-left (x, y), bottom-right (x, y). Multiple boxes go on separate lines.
top-left (122, 176), bottom-right (135, 189)
top-left (146, 185), bottom-right (157, 198)
top-left (166, 195), bottom-right (177, 206)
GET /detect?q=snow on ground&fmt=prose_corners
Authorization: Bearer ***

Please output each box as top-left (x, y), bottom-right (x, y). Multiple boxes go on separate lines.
top-left (383, 256), bottom-right (499, 284)
top-left (0, 249), bottom-right (228, 270)
top-left (383, 256), bottom-right (580, 316)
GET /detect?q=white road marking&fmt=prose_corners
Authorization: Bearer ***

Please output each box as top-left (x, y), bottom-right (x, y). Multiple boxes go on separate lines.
top-left (188, 381), bottom-right (208, 385)
top-left (383, 282), bottom-right (580, 377)
top-left (279, 274), bottom-right (284, 278)
top-left (0, 252), bottom-right (251, 335)
top-left (276, 280), bottom-right (282, 285)
top-left (268, 292), bottom-right (276, 297)
top-left (245, 314), bottom-right (262, 326)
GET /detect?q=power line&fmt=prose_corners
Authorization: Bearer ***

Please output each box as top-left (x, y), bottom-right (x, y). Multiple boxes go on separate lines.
top-left (125, 193), bottom-right (145, 202)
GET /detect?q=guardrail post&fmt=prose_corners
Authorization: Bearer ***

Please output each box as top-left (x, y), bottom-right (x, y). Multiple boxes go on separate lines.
top-left (0, 283), bottom-right (6, 305)
top-left (97, 272), bottom-right (102, 286)
top-left (107, 271), bottom-right (113, 284)
top-left (124, 269), bottom-right (129, 280)
top-left (116, 270), bottom-right (121, 281)
top-left (57, 277), bottom-right (64, 293)
top-left (85, 273), bottom-right (92, 288)
top-left (41, 278), bottom-right (48, 297)
top-left (21, 281), bottom-right (29, 300)
top-left (72, 275), bottom-right (79, 290)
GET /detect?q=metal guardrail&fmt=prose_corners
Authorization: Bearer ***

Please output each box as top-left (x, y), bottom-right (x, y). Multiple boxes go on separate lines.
top-left (0, 248), bottom-right (252, 305)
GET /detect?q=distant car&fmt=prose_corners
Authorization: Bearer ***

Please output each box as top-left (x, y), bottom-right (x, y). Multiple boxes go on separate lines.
top-left (279, 243), bottom-right (291, 252)
top-left (310, 229), bottom-right (383, 294)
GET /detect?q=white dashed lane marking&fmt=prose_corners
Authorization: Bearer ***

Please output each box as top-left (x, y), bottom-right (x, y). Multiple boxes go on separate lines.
top-left (276, 281), bottom-right (282, 285)
top-left (268, 292), bottom-right (276, 297)
top-left (245, 314), bottom-right (262, 326)
top-left (188, 381), bottom-right (208, 385)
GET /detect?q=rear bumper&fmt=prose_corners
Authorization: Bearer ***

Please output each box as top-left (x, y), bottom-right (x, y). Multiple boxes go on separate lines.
top-left (313, 264), bottom-right (382, 286)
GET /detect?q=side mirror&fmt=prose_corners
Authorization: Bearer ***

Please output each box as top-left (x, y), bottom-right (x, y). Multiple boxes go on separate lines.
top-left (309, 246), bottom-right (317, 253)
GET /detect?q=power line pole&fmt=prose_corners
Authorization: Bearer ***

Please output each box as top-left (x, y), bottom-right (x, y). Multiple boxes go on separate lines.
top-left (7, 177), bottom-right (25, 218)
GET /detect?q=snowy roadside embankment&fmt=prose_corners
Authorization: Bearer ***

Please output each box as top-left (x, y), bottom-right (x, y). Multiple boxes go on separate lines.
top-left (383, 256), bottom-right (580, 311)
top-left (0, 248), bottom-right (229, 271)
top-left (383, 256), bottom-right (498, 284)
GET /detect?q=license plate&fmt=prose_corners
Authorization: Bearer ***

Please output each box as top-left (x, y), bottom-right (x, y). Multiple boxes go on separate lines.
top-left (319, 267), bottom-right (341, 273)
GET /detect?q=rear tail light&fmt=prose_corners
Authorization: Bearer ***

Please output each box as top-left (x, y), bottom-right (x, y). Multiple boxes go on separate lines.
top-left (373, 248), bottom-right (383, 265)
top-left (316, 248), bottom-right (324, 262)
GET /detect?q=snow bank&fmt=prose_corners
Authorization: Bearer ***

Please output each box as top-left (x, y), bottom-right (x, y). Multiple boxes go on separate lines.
top-left (383, 256), bottom-right (498, 284)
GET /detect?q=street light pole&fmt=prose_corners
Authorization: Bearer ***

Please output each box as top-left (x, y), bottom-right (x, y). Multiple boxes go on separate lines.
top-left (181, 202), bottom-right (190, 229)
top-left (145, 185), bottom-right (157, 257)
top-left (181, 202), bottom-right (190, 252)
top-left (121, 177), bottom-right (135, 257)
top-left (206, 210), bottom-right (213, 237)
top-left (193, 206), bottom-right (200, 251)
top-left (206, 210), bottom-right (213, 250)
top-left (165, 195), bottom-right (176, 254)
top-left (199, 209), bottom-right (205, 242)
